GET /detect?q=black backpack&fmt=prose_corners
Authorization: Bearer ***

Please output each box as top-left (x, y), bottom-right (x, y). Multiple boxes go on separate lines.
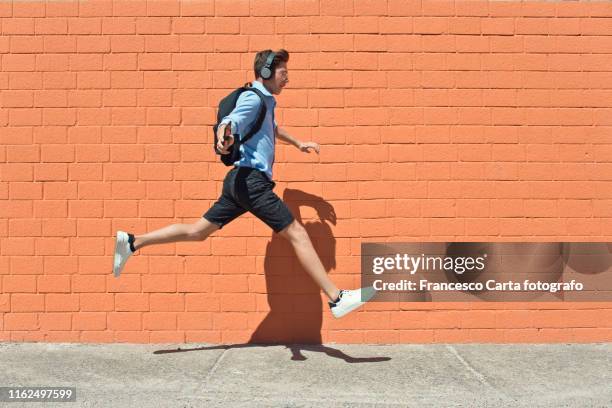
top-left (213, 82), bottom-right (267, 166)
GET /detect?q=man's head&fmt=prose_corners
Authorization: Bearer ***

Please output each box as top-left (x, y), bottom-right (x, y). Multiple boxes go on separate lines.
top-left (254, 49), bottom-right (289, 95)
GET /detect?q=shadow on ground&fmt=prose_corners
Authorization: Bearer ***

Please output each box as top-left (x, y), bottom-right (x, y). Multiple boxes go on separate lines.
top-left (153, 343), bottom-right (391, 363)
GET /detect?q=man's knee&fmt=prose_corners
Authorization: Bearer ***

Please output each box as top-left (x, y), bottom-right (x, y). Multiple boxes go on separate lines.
top-left (189, 218), bottom-right (220, 240)
top-left (278, 220), bottom-right (308, 243)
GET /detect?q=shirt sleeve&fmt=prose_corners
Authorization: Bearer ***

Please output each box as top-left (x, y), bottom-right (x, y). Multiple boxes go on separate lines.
top-left (220, 91), bottom-right (262, 138)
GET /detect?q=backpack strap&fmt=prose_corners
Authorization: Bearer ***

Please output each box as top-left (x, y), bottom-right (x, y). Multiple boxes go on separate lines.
top-left (237, 83), bottom-right (267, 146)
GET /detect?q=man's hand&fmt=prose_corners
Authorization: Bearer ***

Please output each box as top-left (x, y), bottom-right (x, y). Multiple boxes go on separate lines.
top-left (298, 141), bottom-right (320, 154)
top-left (216, 123), bottom-right (234, 154)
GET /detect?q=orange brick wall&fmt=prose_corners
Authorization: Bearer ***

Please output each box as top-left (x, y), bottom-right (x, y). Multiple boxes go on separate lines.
top-left (1, 0), bottom-right (611, 344)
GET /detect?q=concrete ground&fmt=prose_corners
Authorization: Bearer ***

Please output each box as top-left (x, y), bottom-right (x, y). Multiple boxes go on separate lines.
top-left (0, 342), bottom-right (610, 407)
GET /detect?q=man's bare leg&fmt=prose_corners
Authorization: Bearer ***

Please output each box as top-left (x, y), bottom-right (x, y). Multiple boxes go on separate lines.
top-left (133, 218), bottom-right (220, 251)
top-left (278, 219), bottom-right (341, 302)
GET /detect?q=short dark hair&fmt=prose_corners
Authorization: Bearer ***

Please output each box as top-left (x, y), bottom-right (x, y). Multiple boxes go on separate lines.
top-left (253, 49), bottom-right (289, 79)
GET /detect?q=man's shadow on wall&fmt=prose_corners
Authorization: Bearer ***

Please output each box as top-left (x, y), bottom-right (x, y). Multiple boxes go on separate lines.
top-left (155, 188), bottom-right (390, 363)
top-left (249, 188), bottom-right (336, 345)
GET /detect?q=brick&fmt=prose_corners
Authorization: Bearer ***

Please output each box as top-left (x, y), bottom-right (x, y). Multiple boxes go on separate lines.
top-left (11, 294), bottom-right (45, 312)
top-left (213, 275), bottom-right (248, 293)
top-left (213, 312), bottom-right (248, 330)
top-left (150, 293), bottom-right (184, 311)
top-left (9, 182), bottom-right (42, 201)
top-left (37, 275), bottom-right (71, 293)
top-left (149, 331), bottom-right (184, 343)
top-left (4, 18), bottom-right (35, 34)
top-left (143, 312), bottom-right (176, 330)
top-left (146, 0), bottom-right (180, 17)
top-left (185, 294), bottom-right (220, 312)
top-left (177, 274), bottom-right (212, 293)
top-left (45, 294), bottom-right (79, 312)
top-left (142, 274), bottom-right (176, 292)
top-left (181, 0), bottom-right (214, 16)
top-left (220, 293), bottom-right (255, 312)
top-left (114, 330), bottom-right (149, 343)
top-left (2, 54), bottom-right (36, 71)
top-left (71, 274), bottom-right (106, 293)
top-left (35, 90), bottom-right (70, 108)
top-left (215, 0), bottom-right (249, 16)
top-left (110, 0), bottom-right (145, 16)
top-left (73, 312), bottom-right (107, 330)
top-left (251, 0), bottom-right (284, 16)
top-left (9, 256), bottom-right (41, 275)
top-left (67, 200), bottom-right (103, 218)
top-left (45, 331), bottom-right (81, 342)
top-left (320, 0), bottom-right (352, 16)
top-left (79, 293), bottom-right (114, 312)
top-left (108, 312), bottom-right (141, 331)
top-left (40, 313), bottom-right (72, 331)
top-left (79, 331), bottom-right (114, 343)
top-left (13, 2), bottom-right (45, 18)
top-left (103, 54), bottom-right (138, 73)
top-left (3, 275), bottom-right (37, 293)
top-left (204, 17), bottom-right (239, 34)
top-left (211, 237), bottom-right (247, 256)
top-left (115, 293), bottom-right (150, 312)
top-left (177, 312), bottom-right (212, 330)
top-left (184, 330), bottom-right (220, 343)
top-left (285, 0), bottom-right (318, 15)
top-left (240, 17), bottom-right (274, 34)
top-left (4, 313), bottom-right (39, 330)
top-left (76, 0), bottom-right (111, 16)
top-left (69, 18), bottom-right (103, 35)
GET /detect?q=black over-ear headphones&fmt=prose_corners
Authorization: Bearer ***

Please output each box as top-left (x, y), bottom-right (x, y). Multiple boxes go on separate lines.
top-left (260, 51), bottom-right (276, 80)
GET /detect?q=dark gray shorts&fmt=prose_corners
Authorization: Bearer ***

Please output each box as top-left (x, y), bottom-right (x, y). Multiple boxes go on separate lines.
top-left (203, 166), bottom-right (295, 233)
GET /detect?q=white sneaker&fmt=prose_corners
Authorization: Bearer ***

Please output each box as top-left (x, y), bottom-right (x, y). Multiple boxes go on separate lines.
top-left (113, 231), bottom-right (134, 277)
top-left (328, 286), bottom-right (377, 318)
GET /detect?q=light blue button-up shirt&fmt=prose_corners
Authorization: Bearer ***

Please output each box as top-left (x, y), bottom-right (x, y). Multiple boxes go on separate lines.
top-left (220, 80), bottom-right (277, 180)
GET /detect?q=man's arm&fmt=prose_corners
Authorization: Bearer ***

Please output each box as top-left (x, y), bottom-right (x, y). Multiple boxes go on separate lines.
top-left (275, 126), bottom-right (320, 154)
top-left (219, 91), bottom-right (262, 138)
top-left (275, 126), bottom-right (301, 148)
top-left (216, 92), bottom-right (262, 153)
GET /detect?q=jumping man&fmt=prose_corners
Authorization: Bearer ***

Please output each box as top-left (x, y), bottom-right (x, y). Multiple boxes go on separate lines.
top-left (113, 49), bottom-right (375, 318)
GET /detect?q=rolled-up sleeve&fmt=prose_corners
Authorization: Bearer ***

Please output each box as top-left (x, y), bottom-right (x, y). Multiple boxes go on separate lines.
top-left (220, 91), bottom-right (262, 138)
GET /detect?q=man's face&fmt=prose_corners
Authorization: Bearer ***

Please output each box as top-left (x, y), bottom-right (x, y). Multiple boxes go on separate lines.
top-left (263, 61), bottom-right (288, 95)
